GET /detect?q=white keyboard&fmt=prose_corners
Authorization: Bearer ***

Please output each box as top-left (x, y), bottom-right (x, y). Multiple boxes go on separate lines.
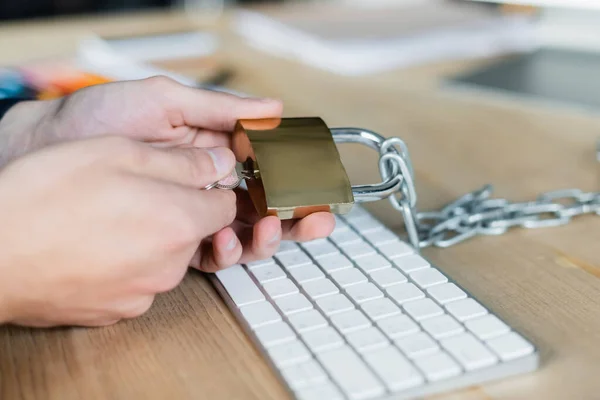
top-left (212, 206), bottom-right (539, 400)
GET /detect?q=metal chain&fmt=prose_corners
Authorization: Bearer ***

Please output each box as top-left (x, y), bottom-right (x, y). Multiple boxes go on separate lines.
top-left (378, 138), bottom-right (600, 250)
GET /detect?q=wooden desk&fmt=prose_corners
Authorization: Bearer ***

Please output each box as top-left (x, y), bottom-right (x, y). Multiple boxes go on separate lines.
top-left (1, 9), bottom-right (600, 400)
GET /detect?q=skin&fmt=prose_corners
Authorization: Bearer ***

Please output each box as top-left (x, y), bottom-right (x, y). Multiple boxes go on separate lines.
top-left (0, 77), bottom-right (335, 327)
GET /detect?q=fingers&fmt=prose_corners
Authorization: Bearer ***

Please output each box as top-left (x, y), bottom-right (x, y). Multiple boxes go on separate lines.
top-left (193, 227), bottom-right (243, 272)
top-left (281, 212), bottom-right (336, 242)
top-left (144, 76), bottom-right (284, 132)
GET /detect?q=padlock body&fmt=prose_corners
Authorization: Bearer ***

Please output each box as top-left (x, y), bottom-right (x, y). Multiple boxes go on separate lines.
top-left (233, 117), bottom-right (354, 219)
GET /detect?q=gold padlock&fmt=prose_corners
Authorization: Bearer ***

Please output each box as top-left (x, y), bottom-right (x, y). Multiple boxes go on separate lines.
top-left (232, 117), bottom-right (355, 220)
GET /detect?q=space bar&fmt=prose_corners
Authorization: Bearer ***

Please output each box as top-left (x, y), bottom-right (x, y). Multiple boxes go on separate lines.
top-left (215, 265), bottom-right (265, 306)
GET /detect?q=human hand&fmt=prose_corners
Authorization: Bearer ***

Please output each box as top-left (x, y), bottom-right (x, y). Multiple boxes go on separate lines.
top-left (0, 136), bottom-right (237, 327)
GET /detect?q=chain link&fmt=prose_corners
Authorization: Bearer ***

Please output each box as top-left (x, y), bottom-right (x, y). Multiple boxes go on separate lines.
top-left (377, 139), bottom-right (600, 250)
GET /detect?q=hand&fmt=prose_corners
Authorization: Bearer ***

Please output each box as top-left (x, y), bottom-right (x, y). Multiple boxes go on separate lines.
top-left (0, 136), bottom-right (236, 327)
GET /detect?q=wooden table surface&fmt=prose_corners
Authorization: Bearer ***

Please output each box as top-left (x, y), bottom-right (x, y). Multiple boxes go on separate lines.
top-left (1, 8), bottom-right (600, 400)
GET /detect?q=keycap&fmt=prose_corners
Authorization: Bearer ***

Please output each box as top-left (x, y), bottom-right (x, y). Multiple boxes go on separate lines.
top-left (255, 321), bottom-right (296, 347)
top-left (246, 258), bottom-right (276, 269)
top-left (486, 332), bottom-right (534, 361)
top-left (262, 278), bottom-right (299, 299)
top-left (346, 327), bottom-right (389, 353)
top-left (363, 229), bottom-right (399, 246)
top-left (427, 283), bottom-right (467, 304)
top-left (446, 298), bottom-right (488, 322)
top-left (268, 340), bottom-right (312, 367)
top-left (346, 282), bottom-right (384, 304)
top-left (395, 332), bottom-right (440, 358)
top-left (377, 315), bottom-right (420, 339)
top-left (361, 298), bottom-right (402, 321)
top-left (402, 298), bottom-right (444, 321)
top-left (330, 268), bottom-right (368, 288)
top-left (216, 265), bottom-right (265, 306)
top-left (276, 240), bottom-right (300, 255)
top-left (251, 264), bottom-right (286, 283)
top-left (302, 278), bottom-right (339, 299)
top-left (316, 294), bottom-right (355, 316)
top-left (281, 360), bottom-right (328, 390)
top-left (339, 241), bottom-right (377, 259)
top-left (363, 347), bottom-right (424, 391)
top-left (354, 254), bottom-right (391, 273)
top-left (465, 315), bottom-right (510, 340)
top-left (333, 215), bottom-right (351, 231)
top-left (377, 241), bottom-right (414, 259)
top-left (386, 283), bottom-right (425, 304)
top-left (275, 294), bottom-right (313, 315)
top-left (347, 216), bottom-right (384, 233)
top-left (414, 351), bottom-right (461, 381)
top-left (393, 254), bottom-right (430, 274)
top-left (239, 302), bottom-right (281, 328)
top-left (331, 309), bottom-right (372, 333)
top-left (421, 314), bottom-right (464, 339)
top-left (330, 229), bottom-right (362, 245)
top-left (410, 268), bottom-right (448, 288)
top-left (276, 251), bottom-right (313, 269)
top-left (318, 253), bottom-right (353, 273)
top-left (441, 333), bottom-right (498, 370)
top-left (289, 264), bottom-right (325, 283)
top-left (369, 268), bottom-right (407, 288)
top-left (296, 382), bottom-right (344, 400)
top-left (344, 206), bottom-right (370, 220)
top-left (317, 346), bottom-right (386, 400)
top-left (288, 310), bottom-right (328, 333)
top-left (303, 240), bottom-right (339, 259)
top-left (301, 327), bottom-right (344, 353)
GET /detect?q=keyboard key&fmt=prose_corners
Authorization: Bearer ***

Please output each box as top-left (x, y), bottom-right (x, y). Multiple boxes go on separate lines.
top-left (386, 283), bottom-right (425, 304)
top-left (446, 298), bottom-right (488, 322)
top-left (276, 241), bottom-right (300, 255)
top-left (275, 294), bottom-right (313, 315)
top-left (347, 217), bottom-right (384, 233)
top-left (268, 340), bottom-right (311, 367)
top-left (281, 360), bottom-right (328, 390)
top-left (427, 283), bottom-right (467, 304)
top-left (251, 264), bottom-right (286, 283)
top-left (344, 206), bottom-right (370, 220)
top-left (255, 321), bottom-right (296, 347)
top-left (421, 315), bottom-right (464, 339)
top-left (288, 310), bottom-right (328, 333)
top-left (302, 278), bottom-right (339, 299)
top-left (216, 265), bottom-right (265, 306)
top-left (316, 294), bottom-right (354, 316)
top-left (403, 298), bottom-right (444, 321)
top-left (296, 382), bottom-right (344, 400)
top-left (363, 229), bottom-right (399, 245)
top-left (377, 315), bottom-right (420, 339)
top-left (276, 252), bottom-right (313, 269)
top-left (246, 258), bottom-right (276, 269)
top-left (317, 346), bottom-right (386, 400)
top-left (369, 268), bottom-right (407, 288)
top-left (355, 254), bottom-right (391, 273)
top-left (317, 253), bottom-right (353, 273)
top-left (333, 215), bottom-right (351, 231)
top-left (486, 332), bottom-right (534, 361)
top-left (466, 315), bottom-right (510, 340)
top-left (393, 254), bottom-right (430, 274)
top-left (410, 268), bottom-right (448, 288)
top-left (262, 278), bottom-right (299, 299)
top-left (289, 264), bottom-right (325, 283)
top-left (377, 241), bottom-right (414, 259)
top-left (414, 352), bottom-right (461, 382)
top-left (330, 229), bottom-right (362, 245)
top-left (339, 241), bottom-right (377, 259)
top-left (363, 347), bottom-right (424, 391)
top-left (361, 298), bottom-right (402, 321)
top-left (346, 283), bottom-right (384, 304)
top-left (331, 310), bottom-right (371, 333)
top-left (346, 327), bottom-right (389, 353)
top-left (395, 332), bottom-right (440, 358)
top-left (239, 301), bottom-right (281, 328)
top-left (301, 327), bottom-right (344, 353)
top-left (330, 268), bottom-right (368, 288)
top-left (303, 240), bottom-right (339, 259)
top-left (441, 333), bottom-right (498, 370)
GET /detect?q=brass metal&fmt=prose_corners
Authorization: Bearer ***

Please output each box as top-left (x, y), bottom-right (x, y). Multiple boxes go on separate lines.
top-left (233, 117), bottom-right (355, 220)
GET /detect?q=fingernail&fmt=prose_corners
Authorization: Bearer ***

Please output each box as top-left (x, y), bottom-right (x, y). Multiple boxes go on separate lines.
top-left (225, 235), bottom-right (237, 251)
top-left (268, 231), bottom-right (281, 245)
top-left (207, 148), bottom-right (233, 175)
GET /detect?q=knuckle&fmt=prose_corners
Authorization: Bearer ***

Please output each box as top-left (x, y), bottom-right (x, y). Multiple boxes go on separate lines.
top-left (122, 296), bottom-right (155, 319)
top-left (144, 75), bottom-right (175, 90)
top-left (221, 190), bottom-right (237, 224)
top-left (162, 209), bottom-right (199, 252)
